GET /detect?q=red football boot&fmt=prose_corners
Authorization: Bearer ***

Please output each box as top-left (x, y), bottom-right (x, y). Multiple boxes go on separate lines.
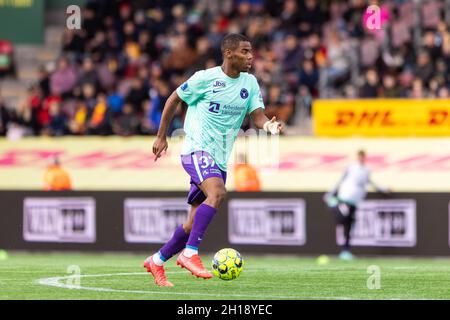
top-left (143, 256), bottom-right (174, 287)
top-left (176, 251), bottom-right (212, 279)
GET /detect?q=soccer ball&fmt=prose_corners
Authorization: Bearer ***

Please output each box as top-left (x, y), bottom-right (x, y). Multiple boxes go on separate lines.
top-left (211, 248), bottom-right (244, 280)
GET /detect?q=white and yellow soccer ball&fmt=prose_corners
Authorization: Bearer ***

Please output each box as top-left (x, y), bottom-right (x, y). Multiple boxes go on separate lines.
top-left (211, 248), bottom-right (244, 280)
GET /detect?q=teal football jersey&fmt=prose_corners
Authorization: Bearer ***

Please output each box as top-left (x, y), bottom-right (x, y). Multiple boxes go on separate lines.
top-left (176, 66), bottom-right (265, 171)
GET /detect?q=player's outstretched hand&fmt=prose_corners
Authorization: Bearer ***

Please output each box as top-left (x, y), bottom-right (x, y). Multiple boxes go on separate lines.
top-left (153, 136), bottom-right (168, 161)
top-left (264, 116), bottom-right (283, 135)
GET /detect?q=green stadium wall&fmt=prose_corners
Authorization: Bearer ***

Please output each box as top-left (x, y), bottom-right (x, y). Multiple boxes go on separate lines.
top-left (0, 0), bottom-right (44, 44)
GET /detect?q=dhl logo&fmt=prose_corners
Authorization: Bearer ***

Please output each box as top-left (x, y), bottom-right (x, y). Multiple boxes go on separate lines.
top-left (314, 99), bottom-right (450, 135)
top-left (428, 110), bottom-right (450, 126)
top-left (334, 110), bottom-right (396, 127)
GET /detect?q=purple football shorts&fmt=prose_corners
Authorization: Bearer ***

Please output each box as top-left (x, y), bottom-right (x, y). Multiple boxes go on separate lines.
top-left (181, 151), bottom-right (227, 205)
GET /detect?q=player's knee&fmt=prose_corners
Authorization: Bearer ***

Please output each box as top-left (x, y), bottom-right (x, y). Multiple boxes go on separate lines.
top-left (208, 188), bottom-right (226, 206)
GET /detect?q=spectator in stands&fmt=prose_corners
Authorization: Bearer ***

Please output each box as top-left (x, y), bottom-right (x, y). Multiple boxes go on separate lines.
top-left (265, 84), bottom-right (294, 124)
top-left (193, 36), bottom-right (218, 71)
top-left (298, 59), bottom-right (319, 95)
top-left (281, 34), bottom-right (303, 92)
top-left (148, 80), bottom-right (183, 134)
top-left (107, 89), bottom-right (124, 116)
top-left (62, 29), bottom-right (86, 62)
top-left (96, 55), bottom-right (119, 90)
top-left (82, 5), bottom-right (98, 40)
top-left (282, 33), bottom-right (304, 76)
top-left (162, 33), bottom-right (198, 75)
top-left (380, 73), bottom-right (402, 98)
top-left (50, 57), bottom-right (78, 98)
top-left (306, 33), bottom-right (323, 65)
top-left (295, 85), bottom-right (313, 120)
top-left (423, 29), bottom-right (441, 62)
top-left (414, 51), bottom-right (434, 84)
top-left (47, 100), bottom-right (67, 136)
top-left (38, 95), bottom-right (61, 134)
top-left (126, 78), bottom-right (148, 114)
top-left (434, 59), bottom-right (447, 86)
top-left (140, 99), bottom-right (157, 135)
top-left (0, 97), bottom-right (11, 136)
top-left (279, 0), bottom-right (299, 34)
top-left (78, 56), bottom-right (100, 90)
top-left (409, 78), bottom-right (427, 98)
top-left (43, 157), bottom-right (72, 191)
top-left (343, 0), bottom-right (366, 38)
top-left (13, 100), bottom-right (36, 137)
top-left (325, 31), bottom-right (351, 89)
top-left (68, 100), bottom-right (89, 135)
top-left (428, 77), bottom-right (441, 98)
top-left (359, 68), bottom-right (380, 98)
top-left (37, 65), bottom-right (51, 98)
top-left (81, 82), bottom-right (97, 110)
top-left (298, 0), bottom-right (328, 36)
top-left (138, 30), bottom-right (159, 61)
top-left (113, 102), bottom-right (140, 136)
top-left (438, 86), bottom-right (450, 98)
top-left (87, 93), bottom-right (111, 135)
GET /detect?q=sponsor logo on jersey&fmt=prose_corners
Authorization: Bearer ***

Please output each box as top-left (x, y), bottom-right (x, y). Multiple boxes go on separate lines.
top-left (240, 88), bottom-right (249, 99)
top-left (208, 102), bottom-right (220, 113)
top-left (181, 82), bottom-right (188, 91)
top-left (213, 81), bottom-right (226, 88)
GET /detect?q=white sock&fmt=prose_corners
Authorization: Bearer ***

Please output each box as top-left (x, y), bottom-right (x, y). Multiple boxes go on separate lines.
top-left (183, 247), bottom-right (198, 257)
top-left (152, 252), bottom-right (165, 266)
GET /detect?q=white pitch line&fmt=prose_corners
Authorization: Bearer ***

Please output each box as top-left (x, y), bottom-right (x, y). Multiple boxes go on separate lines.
top-left (35, 272), bottom-right (354, 300)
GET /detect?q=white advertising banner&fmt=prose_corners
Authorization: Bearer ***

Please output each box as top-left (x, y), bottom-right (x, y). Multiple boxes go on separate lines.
top-left (228, 199), bottom-right (306, 245)
top-left (23, 197), bottom-right (96, 243)
top-left (124, 198), bottom-right (189, 243)
top-left (336, 199), bottom-right (416, 247)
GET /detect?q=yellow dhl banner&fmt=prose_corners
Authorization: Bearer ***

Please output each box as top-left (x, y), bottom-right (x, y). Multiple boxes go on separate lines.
top-left (313, 99), bottom-right (450, 136)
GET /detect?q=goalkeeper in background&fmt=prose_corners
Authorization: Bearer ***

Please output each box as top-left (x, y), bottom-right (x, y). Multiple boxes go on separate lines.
top-left (324, 149), bottom-right (390, 260)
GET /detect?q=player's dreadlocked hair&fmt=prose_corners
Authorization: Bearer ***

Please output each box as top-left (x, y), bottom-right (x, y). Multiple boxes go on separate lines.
top-left (221, 33), bottom-right (250, 55)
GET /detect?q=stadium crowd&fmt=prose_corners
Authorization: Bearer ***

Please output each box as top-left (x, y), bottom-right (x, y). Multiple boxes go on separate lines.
top-left (1, 0), bottom-right (450, 138)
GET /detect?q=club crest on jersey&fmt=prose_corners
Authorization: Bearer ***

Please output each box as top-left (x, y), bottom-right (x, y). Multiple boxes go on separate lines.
top-left (181, 82), bottom-right (188, 91)
top-left (240, 88), bottom-right (249, 99)
top-left (213, 81), bottom-right (226, 88)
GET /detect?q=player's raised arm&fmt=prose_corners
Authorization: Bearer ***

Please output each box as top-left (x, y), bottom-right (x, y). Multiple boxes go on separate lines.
top-left (152, 90), bottom-right (183, 161)
top-left (250, 107), bottom-right (283, 135)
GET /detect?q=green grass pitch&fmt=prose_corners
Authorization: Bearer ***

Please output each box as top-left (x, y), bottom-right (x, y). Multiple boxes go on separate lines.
top-left (1, 252), bottom-right (450, 300)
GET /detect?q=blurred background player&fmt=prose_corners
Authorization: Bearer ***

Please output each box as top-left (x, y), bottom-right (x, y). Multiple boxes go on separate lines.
top-left (145, 33), bottom-right (282, 287)
top-left (234, 153), bottom-right (261, 192)
top-left (324, 149), bottom-right (390, 261)
top-left (43, 156), bottom-right (72, 191)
